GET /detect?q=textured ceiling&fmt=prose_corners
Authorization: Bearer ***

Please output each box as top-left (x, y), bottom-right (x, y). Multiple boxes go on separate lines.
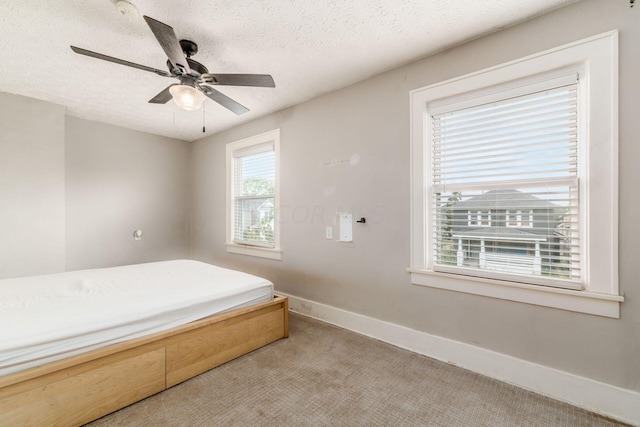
top-left (0, 0), bottom-right (577, 142)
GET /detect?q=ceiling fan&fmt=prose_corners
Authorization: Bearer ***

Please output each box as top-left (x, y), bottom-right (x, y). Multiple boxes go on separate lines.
top-left (70, 15), bottom-right (275, 114)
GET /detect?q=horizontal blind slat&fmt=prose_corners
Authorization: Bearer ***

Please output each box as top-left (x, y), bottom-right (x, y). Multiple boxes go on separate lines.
top-left (433, 85), bottom-right (577, 125)
top-left (433, 138), bottom-right (576, 160)
top-left (433, 103), bottom-right (577, 138)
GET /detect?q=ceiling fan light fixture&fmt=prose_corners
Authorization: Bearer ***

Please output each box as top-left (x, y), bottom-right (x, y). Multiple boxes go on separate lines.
top-left (169, 84), bottom-right (205, 110)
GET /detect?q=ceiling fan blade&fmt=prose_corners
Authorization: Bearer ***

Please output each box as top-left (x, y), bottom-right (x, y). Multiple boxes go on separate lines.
top-left (201, 86), bottom-right (249, 115)
top-left (143, 16), bottom-right (190, 74)
top-left (202, 74), bottom-right (275, 88)
top-left (149, 85), bottom-right (176, 104)
top-left (70, 46), bottom-right (171, 77)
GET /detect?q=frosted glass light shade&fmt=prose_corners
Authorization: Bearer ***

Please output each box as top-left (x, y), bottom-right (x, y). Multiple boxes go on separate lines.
top-left (169, 84), bottom-right (205, 110)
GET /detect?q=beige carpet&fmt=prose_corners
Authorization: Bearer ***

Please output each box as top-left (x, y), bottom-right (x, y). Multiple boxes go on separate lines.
top-left (86, 313), bottom-right (627, 426)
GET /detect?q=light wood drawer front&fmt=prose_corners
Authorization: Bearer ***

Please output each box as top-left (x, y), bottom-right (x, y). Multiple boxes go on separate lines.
top-left (0, 347), bottom-right (166, 427)
top-left (166, 306), bottom-right (284, 387)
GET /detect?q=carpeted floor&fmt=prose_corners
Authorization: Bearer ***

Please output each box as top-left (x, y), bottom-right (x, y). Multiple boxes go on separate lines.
top-left (86, 313), bottom-right (628, 426)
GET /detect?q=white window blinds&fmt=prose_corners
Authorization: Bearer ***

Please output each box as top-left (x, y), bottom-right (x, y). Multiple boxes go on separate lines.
top-left (233, 143), bottom-right (275, 247)
top-left (430, 75), bottom-right (581, 289)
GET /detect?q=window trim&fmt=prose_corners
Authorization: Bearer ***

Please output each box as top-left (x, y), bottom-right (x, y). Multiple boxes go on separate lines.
top-left (409, 31), bottom-right (621, 317)
top-left (226, 129), bottom-right (282, 260)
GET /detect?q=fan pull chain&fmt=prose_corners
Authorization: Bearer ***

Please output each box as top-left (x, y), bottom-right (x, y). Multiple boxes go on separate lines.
top-left (202, 102), bottom-right (206, 133)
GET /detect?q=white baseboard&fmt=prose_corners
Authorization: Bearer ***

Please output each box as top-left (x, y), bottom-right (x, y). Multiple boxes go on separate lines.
top-left (280, 292), bottom-right (640, 426)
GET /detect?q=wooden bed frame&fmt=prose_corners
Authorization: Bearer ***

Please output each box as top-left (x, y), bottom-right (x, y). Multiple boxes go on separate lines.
top-left (0, 294), bottom-right (288, 426)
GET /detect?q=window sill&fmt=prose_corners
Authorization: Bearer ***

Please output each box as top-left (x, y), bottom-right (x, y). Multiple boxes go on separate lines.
top-left (408, 268), bottom-right (623, 318)
top-left (226, 243), bottom-right (282, 260)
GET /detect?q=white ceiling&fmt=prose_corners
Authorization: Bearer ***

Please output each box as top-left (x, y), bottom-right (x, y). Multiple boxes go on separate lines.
top-left (0, 0), bottom-right (577, 142)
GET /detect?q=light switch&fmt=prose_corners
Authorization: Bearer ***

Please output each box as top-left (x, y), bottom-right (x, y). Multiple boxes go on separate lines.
top-left (339, 213), bottom-right (352, 242)
top-left (326, 226), bottom-right (333, 239)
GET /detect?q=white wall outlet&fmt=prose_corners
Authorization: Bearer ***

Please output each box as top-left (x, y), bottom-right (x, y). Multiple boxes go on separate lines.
top-left (325, 226), bottom-right (333, 239)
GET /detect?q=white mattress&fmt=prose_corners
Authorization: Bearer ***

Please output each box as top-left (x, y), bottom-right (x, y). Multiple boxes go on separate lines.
top-left (0, 260), bottom-right (273, 376)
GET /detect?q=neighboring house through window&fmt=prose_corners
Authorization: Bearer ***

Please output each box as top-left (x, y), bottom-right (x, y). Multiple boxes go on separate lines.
top-left (409, 31), bottom-right (621, 318)
top-left (450, 191), bottom-right (560, 278)
top-left (226, 129), bottom-right (281, 260)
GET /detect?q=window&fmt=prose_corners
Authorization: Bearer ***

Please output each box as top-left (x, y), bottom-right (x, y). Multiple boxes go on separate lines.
top-left (471, 211), bottom-right (491, 227)
top-left (226, 129), bottom-right (281, 260)
top-left (432, 76), bottom-right (579, 288)
top-left (410, 31), bottom-right (621, 317)
top-left (506, 209), bottom-right (533, 228)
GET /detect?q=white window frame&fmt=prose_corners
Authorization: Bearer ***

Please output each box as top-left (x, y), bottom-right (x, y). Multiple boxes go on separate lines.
top-left (409, 31), bottom-right (622, 318)
top-left (226, 129), bottom-right (282, 260)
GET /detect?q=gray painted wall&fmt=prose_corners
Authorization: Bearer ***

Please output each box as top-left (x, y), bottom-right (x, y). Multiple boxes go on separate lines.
top-left (0, 93), bottom-right (66, 279)
top-left (0, 94), bottom-right (191, 277)
top-left (65, 117), bottom-right (191, 270)
top-left (190, 0), bottom-right (639, 392)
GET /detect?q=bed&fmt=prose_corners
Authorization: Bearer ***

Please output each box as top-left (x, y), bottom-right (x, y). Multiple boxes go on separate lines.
top-left (0, 260), bottom-right (289, 426)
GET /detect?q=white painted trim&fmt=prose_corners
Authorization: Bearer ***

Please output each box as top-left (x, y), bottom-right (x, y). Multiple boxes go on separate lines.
top-left (409, 30), bottom-right (620, 312)
top-left (410, 269), bottom-right (622, 318)
top-left (281, 292), bottom-right (640, 426)
top-left (225, 243), bottom-right (282, 260)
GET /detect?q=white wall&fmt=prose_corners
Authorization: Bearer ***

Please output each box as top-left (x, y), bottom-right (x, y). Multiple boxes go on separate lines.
top-left (0, 93), bottom-right (65, 279)
top-left (191, 0), bottom-right (640, 394)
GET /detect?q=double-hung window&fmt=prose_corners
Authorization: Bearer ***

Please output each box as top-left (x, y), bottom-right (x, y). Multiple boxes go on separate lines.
top-left (409, 31), bottom-right (621, 317)
top-left (226, 129), bottom-right (281, 260)
top-left (431, 75), bottom-right (580, 287)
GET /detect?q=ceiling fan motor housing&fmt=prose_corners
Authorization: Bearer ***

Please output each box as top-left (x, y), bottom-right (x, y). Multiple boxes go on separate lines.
top-left (166, 40), bottom-right (207, 77)
top-left (166, 57), bottom-right (208, 77)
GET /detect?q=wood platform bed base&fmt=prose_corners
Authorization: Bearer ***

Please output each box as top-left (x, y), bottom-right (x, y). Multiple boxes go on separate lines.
top-left (0, 294), bottom-right (289, 427)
